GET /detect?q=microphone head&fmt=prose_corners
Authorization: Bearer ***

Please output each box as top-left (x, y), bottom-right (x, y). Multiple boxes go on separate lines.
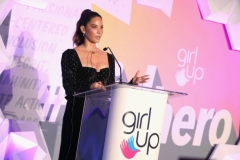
top-left (103, 47), bottom-right (108, 51)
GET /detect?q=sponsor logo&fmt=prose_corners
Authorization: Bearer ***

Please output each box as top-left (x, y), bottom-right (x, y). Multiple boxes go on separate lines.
top-left (176, 47), bottom-right (204, 86)
top-left (120, 108), bottom-right (160, 158)
top-left (120, 136), bottom-right (140, 159)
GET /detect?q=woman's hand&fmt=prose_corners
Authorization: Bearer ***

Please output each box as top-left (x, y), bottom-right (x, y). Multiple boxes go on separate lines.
top-left (132, 70), bottom-right (149, 85)
top-left (90, 81), bottom-right (106, 90)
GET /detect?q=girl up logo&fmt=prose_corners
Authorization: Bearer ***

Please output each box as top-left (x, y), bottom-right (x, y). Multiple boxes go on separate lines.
top-left (175, 47), bottom-right (205, 86)
top-left (120, 108), bottom-right (160, 159)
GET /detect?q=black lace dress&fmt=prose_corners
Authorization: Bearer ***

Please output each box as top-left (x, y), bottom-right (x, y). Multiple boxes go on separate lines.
top-left (59, 49), bottom-right (115, 160)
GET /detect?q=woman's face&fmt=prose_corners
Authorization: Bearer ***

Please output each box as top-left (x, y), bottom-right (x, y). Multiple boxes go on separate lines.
top-left (81, 16), bottom-right (103, 44)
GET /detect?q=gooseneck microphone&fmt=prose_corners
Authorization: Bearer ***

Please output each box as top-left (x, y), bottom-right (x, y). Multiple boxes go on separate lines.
top-left (103, 47), bottom-right (123, 84)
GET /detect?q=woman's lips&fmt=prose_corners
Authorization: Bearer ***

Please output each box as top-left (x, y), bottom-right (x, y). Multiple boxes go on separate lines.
top-left (95, 36), bottom-right (101, 39)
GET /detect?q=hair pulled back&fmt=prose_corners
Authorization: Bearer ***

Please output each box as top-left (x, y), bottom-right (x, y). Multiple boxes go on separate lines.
top-left (72, 9), bottom-right (102, 46)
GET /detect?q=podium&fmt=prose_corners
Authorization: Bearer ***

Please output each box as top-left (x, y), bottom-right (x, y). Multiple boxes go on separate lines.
top-left (74, 83), bottom-right (187, 160)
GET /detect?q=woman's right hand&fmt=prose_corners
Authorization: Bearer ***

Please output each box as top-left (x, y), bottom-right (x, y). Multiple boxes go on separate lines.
top-left (90, 81), bottom-right (105, 90)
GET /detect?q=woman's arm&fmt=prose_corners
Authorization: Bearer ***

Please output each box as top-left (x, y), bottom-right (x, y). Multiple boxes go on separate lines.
top-left (61, 49), bottom-right (90, 97)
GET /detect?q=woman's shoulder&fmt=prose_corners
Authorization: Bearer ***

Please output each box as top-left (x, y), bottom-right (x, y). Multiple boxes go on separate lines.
top-left (62, 48), bottom-right (76, 56)
top-left (61, 49), bottom-right (77, 63)
top-left (61, 49), bottom-right (77, 60)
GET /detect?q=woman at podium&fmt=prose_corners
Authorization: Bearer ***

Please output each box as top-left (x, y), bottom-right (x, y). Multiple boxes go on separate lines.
top-left (59, 9), bottom-right (148, 160)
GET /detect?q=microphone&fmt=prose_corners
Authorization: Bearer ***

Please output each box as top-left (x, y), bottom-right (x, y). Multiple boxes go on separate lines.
top-left (103, 47), bottom-right (123, 83)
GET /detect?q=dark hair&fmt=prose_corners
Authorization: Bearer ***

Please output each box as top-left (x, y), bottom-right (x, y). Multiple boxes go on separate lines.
top-left (72, 9), bottom-right (102, 46)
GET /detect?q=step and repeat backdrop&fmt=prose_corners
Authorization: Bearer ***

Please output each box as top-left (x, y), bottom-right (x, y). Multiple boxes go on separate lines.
top-left (0, 0), bottom-right (240, 159)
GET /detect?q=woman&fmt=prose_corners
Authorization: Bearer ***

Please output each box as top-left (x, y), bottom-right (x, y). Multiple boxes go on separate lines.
top-left (59, 9), bottom-right (149, 160)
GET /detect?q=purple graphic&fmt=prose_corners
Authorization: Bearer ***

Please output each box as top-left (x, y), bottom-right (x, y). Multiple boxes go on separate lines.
top-left (120, 136), bottom-right (140, 159)
top-left (136, 0), bottom-right (174, 17)
top-left (197, 0), bottom-right (240, 51)
top-left (0, 131), bottom-right (46, 159)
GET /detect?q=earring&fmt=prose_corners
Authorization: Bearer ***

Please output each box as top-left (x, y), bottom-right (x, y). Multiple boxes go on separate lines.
top-left (83, 33), bottom-right (85, 37)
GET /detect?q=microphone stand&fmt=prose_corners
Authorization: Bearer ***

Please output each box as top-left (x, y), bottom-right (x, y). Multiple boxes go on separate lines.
top-left (103, 47), bottom-right (123, 84)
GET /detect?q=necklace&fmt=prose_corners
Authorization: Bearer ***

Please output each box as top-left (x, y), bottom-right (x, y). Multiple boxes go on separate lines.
top-left (83, 44), bottom-right (96, 54)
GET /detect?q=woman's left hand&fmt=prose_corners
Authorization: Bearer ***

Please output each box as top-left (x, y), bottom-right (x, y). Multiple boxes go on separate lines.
top-left (132, 70), bottom-right (149, 85)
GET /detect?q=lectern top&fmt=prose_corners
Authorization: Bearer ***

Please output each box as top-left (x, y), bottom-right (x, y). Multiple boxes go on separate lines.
top-left (73, 83), bottom-right (187, 100)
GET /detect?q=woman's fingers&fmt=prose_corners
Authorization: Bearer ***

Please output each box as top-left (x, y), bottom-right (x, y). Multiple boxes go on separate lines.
top-left (90, 81), bottom-right (105, 89)
top-left (134, 75), bottom-right (149, 84)
top-left (98, 81), bottom-right (103, 88)
top-left (97, 81), bottom-right (106, 90)
top-left (141, 75), bottom-right (149, 78)
top-left (134, 70), bottom-right (140, 78)
top-left (96, 81), bottom-right (106, 90)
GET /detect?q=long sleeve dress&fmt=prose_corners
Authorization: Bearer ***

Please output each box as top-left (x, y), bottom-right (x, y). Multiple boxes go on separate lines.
top-left (59, 49), bottom-right (115, 160)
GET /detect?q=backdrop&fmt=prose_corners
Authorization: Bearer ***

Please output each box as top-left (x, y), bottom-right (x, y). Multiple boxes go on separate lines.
top-left (0, 0), bottom-right (239, 159)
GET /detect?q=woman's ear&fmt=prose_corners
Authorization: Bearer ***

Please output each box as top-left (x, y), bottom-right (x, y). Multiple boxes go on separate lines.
top-left (80, 26), bottom-right (85, 34)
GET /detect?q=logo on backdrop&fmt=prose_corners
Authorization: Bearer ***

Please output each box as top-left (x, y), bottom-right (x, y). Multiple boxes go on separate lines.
top-left (175, 47), bottom-right (204, 86)
top-left (120, 107), bottom-right (160, 158)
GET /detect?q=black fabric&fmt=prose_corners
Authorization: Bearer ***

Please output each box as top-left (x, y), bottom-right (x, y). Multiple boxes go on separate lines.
top-left (59, 49), bottom-right (115, 160)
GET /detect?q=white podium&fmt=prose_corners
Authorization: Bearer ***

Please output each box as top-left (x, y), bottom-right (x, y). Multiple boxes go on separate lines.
top-left (74, 83), bottom-right (187, 160)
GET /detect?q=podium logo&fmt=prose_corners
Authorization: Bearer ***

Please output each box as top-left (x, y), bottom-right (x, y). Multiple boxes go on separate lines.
top-left (121, 108), bottom-right (160, 157)
top-left (120, 136), bottom-right (140, 159)
top-left (176, 47), bottom-right (204, 86)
